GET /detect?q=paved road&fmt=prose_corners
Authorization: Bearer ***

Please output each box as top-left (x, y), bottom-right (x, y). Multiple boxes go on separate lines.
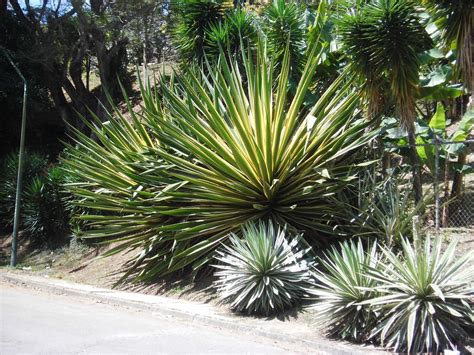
top-left (0, 282), bottom-right (299, 354)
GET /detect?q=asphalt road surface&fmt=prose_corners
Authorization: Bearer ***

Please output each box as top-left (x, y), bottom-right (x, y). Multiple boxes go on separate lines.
top-left (0, 281), bottom-right (302, 354)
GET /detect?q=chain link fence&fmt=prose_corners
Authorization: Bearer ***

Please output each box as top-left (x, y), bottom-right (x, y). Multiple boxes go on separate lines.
top-left (431, 139), bottom-right (473, 233)
top-left (382, 138), bottom-right (474, 237)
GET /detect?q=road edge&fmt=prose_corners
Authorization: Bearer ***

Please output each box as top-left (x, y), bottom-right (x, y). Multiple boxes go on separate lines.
top-left (0, 271), bottom-right (387, 355)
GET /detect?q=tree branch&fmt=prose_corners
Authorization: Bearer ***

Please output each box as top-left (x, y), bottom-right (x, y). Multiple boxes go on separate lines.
top-left (8, 0), bottom-right (32, 27)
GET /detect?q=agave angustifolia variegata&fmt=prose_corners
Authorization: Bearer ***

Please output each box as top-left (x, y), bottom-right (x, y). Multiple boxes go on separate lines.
top-left (311, 239), bottom-right (380, 342)
top-left (366, 237), bottom-right (474, 353)
top-left (65, 38), bottom-right (375, 283)
top-left (213, 221), bottom-right (314, 315)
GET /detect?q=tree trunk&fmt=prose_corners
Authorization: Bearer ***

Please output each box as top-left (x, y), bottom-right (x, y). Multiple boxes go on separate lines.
top-left (69, 41), bottom-right (96, 114)
top-left (143, 19), bottom-right (149, 87)
top-left (442, 156), bottom-right (450, 227)
top-left (85, 55), bottom-right (90, 92)
top-left (451, 152), bottom-right (467, 199)
top-left (47, 78), bottom-right (72, 126)
top-left (407, 131), bottom-right (423, 205)
top-left (0, 0), bottom-right (7, 17)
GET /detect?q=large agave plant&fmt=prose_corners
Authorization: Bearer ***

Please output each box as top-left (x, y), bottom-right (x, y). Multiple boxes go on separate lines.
top-left (213, 222), bottom-right (314, 315)
top-left (366, 237), bottom-right (474, 353)
top-left (65, 39), bottom-right (375, 283)
top-left (311, 239), bottom-right (380, 342)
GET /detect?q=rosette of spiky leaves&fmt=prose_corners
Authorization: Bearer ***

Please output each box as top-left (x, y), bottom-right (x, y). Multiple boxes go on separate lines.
top-left (213, 222), bottom-right (315, 315)
top-left (22, 177), bottom-right (46, 237)
top-left (365, 237), bottom-right (474, 353)
top-left (0, 151), bottom-right (46, 229)
top-left (23, 166), bottom-right (70, 246)
top-left (206, 9), bottom-right (258, 59)
top-left (338, 0), bottom-right (431, 124)
top-left (263, 0), bottom-right (306, 78)
top-left (65, 39), bottom-right (375, 284)
top-left (346, 169), bottom-right (427, 246)
top-left (311, 239), bottom-right (380, 342)
top-left (173, 0), bottom-right (230, 63)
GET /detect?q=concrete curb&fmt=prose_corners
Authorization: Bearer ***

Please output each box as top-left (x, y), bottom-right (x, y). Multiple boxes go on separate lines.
top-left (1, 271), bottom-right (387, 355)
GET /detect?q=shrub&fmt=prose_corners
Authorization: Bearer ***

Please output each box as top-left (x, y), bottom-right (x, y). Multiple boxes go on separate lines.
top-left (346, 169), bottom-right (427, 246)
top-left (311, 239), bottom-right (380, 342)
top-left (366, 237), bottom-right (474, 353)
top-left (0, 151), bottom-right (47, 229)
top-left (173, 0), bottom-right (229, 63)
top-left (263, 0), bottom-right (306, 76)
top-left (65, 41), bottom-right (375, 283)
top-left (23, 166), bottom-right (70, 246)
top-left (205, 9), bottom-right (258, 59)
top-left (213, 222), bottom-right (315, 315)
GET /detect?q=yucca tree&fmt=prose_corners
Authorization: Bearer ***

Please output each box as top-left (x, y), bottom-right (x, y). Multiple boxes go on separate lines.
top-left (263, 0), bottom-right (307, 79)
top-left (338, 0), bottom-right (432, 203)
top-left (205, 9), bottom-right (258, 59)
top-left (65, 40), bottom-right (375, 283)
top-left (422, 0), bottom-right (474, 95)
top-left (173, 0), bottom-right (230, 63)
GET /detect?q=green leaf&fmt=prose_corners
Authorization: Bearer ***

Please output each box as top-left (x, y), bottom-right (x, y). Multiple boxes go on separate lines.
top-left (420, 65), bottom-right (452, 88)
top-left (429, 103), bottom-right (446, 133)
top-left (419, 85), bottom-right (463, 101)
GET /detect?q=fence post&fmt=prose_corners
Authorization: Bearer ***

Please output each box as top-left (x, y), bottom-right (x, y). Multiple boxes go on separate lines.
top-left (434, 135), bottom-right (440, 236)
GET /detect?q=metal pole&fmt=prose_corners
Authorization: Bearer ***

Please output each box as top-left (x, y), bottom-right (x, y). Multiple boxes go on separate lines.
top-left (434, 135), bottom-right (440, 236)
top-left (1, 47), bottom-right (28, 267)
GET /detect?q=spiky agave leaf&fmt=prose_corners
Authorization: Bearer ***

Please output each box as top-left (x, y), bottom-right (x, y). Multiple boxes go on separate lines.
top-left (311, 239), bottom-right (380, 342)
top-left (365, 237), bottom-right (474, 353)
top-left (213, 221), bottom-right (315, 315)
top-left (66, 39), bottom-right (375, 283)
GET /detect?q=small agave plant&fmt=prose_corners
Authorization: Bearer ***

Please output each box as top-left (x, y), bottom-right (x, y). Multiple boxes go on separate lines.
top-left (366, 237), bottom-right (474, 353)
top-left (213, 222), bottom-right (315, 315)
top-left (311, 239), bottom-right (380, 342)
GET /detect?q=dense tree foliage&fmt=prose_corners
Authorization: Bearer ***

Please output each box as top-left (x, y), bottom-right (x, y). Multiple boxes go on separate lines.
top-left (0, 0), bottom-right (171, 156)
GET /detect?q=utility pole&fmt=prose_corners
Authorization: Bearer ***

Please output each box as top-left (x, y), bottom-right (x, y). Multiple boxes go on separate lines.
top-left (1, 47), bottom-right (28, 267)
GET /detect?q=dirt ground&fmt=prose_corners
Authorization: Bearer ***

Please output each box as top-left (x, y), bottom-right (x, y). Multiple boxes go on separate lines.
top-left (0, 234), bottom-right (222, 305)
